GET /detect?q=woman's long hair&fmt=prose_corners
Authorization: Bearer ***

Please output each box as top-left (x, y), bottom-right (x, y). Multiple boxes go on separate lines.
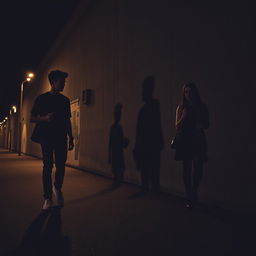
top-left (181, 82), bottom-right (203, 107)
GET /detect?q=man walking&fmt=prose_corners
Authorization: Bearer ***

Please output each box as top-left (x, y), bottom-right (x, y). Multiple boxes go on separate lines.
top-left (30, 70), bottom-right (74, 210)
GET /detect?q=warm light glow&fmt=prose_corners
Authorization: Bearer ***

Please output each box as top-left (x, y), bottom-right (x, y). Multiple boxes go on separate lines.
top-left (27, 72), bottom-right (34, 78)
top-left (12, 106), bottom-right (17, 113)
top-left (26, 77), bottom-right (31, 82)
top-left (5, 117), bottom-right (8, 120)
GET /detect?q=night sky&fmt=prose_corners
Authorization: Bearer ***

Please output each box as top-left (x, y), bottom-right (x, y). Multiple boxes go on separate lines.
top-left (0, 0), bottom-right (80, 120)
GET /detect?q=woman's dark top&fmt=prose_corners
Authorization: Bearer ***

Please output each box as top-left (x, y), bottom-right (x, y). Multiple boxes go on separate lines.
top-left (175, 103), bottom-right (209, 162)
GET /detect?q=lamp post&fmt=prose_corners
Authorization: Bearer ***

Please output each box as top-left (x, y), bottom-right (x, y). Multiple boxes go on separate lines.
top-left (18, 72), bottom-right (34, 156)
top-left (9, 106), bottom-right (17, 152)
top-left (4, 117), bottom-right (8, 149)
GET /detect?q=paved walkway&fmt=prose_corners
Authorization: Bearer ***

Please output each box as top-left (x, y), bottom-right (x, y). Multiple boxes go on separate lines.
top-left (0, 149), bottom-right (253, 256)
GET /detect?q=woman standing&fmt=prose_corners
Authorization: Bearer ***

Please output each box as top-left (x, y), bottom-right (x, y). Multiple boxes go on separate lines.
top-left (175, 83), bottom-right (209, 208)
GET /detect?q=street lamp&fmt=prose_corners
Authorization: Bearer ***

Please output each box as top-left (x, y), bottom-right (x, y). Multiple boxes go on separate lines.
top-left (10, 106), bottom-right (17, 115)
top-left (18, 72), bottom-right (34, 156)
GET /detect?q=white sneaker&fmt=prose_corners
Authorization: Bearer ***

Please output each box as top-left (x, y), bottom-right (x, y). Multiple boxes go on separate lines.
top-left (53, 186), bottom-right (64, 207)
top-left (42, 199), bottom-right (53, 210)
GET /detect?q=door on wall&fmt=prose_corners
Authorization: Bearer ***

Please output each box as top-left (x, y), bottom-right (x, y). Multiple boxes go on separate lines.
top-left (67, 99), bottom-right (80, 166)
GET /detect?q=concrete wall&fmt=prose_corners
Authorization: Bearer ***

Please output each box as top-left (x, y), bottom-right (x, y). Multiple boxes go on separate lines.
top-left (22, 0), bottom-right (256, 211)
top-left (0, 124), bottom-right (8, 148)
top-left (9, 112), bottom-right (18, 152)
top-left (0, 112), bottom-right (18, 151)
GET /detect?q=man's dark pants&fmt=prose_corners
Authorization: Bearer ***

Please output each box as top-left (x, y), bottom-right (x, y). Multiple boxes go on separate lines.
top-left (40, 139), bottom-right (67, 199)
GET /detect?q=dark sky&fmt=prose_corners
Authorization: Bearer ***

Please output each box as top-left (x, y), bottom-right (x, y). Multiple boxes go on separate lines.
top-left (0, 0), bottom-right (80, 120)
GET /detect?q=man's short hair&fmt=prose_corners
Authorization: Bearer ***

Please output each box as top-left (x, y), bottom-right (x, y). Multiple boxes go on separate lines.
top-left (48, 70), bottom-right (68, 84)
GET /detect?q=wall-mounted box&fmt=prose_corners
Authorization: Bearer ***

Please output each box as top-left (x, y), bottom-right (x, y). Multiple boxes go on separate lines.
top-left (82, 89), bottom-right (93, 105)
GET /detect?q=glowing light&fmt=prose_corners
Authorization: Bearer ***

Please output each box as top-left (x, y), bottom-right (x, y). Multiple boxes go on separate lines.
top-left (26, 77), bottom-right (31, 82)
top-left (27, 72), bottom-right (34, 78)
top-left (12, 106), bottom-right (17, 113)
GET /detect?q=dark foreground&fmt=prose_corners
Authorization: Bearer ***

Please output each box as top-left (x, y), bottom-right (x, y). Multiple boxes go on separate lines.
top-left (0, 149), bottom-right (254, 256)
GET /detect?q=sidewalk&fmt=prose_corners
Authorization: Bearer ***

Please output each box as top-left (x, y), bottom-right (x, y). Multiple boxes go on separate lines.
top-left (0, 150), bottom-right (253, 256)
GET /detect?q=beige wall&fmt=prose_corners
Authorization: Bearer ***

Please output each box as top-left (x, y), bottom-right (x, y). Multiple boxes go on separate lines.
top-left (9, 112), bottom-right (18, 152)
top-left (22, 0), bottom-right (256, 211)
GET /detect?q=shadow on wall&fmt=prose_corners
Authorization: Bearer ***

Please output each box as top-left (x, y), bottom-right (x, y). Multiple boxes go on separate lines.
top-left (133, 76), bottom-right (164, 192)
top-left (8, 208), bottom-right (70, 256)
top-left (108, 104), bottom-right (129, 187)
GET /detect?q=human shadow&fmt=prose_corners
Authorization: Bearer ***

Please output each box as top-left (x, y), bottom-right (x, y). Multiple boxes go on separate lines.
top-left (9, 207), bottom-right (70, 256)
top-left (133, 76), bottom-right (164, 193)
top-left (108, 104), bottom-right (129, 187)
